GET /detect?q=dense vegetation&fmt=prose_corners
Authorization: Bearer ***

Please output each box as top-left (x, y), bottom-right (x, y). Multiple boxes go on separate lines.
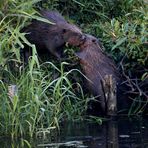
top-left (0, 0), bottom-right (147, 137)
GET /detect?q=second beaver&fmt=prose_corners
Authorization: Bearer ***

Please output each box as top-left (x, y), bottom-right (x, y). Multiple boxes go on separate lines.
top-left (21, 10), bottom-right (85, 62)
top-left (76, 34), bottom-right (121, 115)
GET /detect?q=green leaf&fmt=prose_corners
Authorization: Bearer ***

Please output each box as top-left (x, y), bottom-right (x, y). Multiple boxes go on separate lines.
top-left (112, 37), bottom-right (127, 50)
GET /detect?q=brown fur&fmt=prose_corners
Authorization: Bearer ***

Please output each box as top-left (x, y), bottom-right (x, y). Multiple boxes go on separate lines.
top-left (76, 34), bottom-right (120, 114)
top-left (21, 10), bottom-right (85, 61)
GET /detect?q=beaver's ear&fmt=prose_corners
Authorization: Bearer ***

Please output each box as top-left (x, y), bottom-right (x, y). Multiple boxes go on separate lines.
top-left (75, 51), bottom-right (86, 60)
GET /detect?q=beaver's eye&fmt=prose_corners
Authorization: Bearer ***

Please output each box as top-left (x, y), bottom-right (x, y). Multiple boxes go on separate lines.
top-left (62, 29), bottom-right (67, 33)
top-left (92, 39), bottom-right (96, 42)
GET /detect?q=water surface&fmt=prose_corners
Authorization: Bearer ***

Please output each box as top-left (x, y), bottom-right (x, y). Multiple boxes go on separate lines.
top-left (0, 117), bottom-right (148, 148)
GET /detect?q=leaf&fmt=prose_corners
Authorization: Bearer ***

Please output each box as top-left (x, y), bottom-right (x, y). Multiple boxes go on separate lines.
top-left (95, 0), bottom-right (103, 7)
top-left (112, 37), bottom-right (127, 50)
top-left (17, 11), bottom-right (55, 24)
top-left (72, 0), bottom-right (85, 7)
top-left (13, 96), bottom-right (18, 112)
top-left (114, 20), bottom-right (120, 31)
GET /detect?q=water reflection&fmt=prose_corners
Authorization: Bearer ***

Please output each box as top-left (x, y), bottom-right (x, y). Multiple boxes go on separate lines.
top-left (41, 117), bottom-right (148, 148)
top-left (0, 117), bottom-right (148, 148)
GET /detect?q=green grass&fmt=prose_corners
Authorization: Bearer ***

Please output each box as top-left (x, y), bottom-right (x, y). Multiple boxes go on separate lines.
top-left (0, 0), bottom-right (147, 137)
top-left (0, 59), bottom-right (87, 137)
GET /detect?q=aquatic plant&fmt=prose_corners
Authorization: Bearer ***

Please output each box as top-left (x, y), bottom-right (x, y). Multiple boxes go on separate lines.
top-left (0, 0), bottom-right (87, 137)
top-left (0, 60), bottom-right (87, 137)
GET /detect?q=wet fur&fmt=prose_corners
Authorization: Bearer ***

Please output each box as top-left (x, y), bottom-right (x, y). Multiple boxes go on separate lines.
top-left (76, 34), bottom-right (120, 115)
top-left (21, 10), bottom-right (84, 62)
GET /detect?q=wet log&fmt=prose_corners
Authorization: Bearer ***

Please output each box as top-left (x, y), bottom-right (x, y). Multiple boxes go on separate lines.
top-left (102, 74), bottom-right (117, 116)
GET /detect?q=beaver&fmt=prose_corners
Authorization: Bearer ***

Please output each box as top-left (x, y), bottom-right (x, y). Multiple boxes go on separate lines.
top-left (21, 10), bottom-right (85, 62)
top-left (76, 34), bottom-right (121, 115)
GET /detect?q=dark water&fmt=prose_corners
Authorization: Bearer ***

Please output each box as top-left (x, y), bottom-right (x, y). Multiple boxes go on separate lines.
top-left (0, 117), bottom-right (148, 148)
